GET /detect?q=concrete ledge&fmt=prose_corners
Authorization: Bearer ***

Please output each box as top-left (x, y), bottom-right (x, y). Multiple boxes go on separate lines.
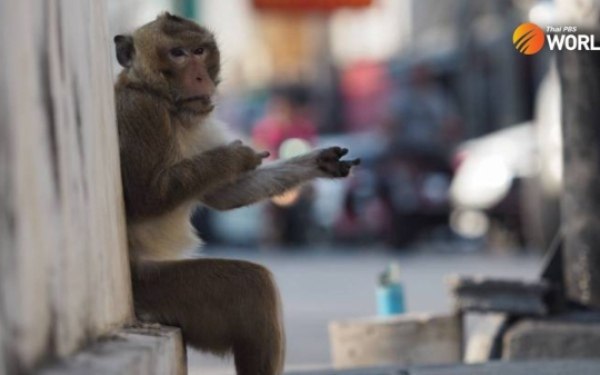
top-left (447, 276), bottom-right (549, 316)
top-left (329, 313), bottom-right (461, 368)
top-left (503, 315), bottom-right (600, 360)
top-left (412, 360), bottom-right (600, 375)
top-left (39, 326), bottom-right (185, 375)
top-left (285, 360), bottom-right (600, 375)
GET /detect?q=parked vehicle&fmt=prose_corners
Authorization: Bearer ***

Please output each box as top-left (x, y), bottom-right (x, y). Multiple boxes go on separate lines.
top-left (449, 123), bottom-right (535, 245)
top-left (449, 64), bottom-right (562, 250)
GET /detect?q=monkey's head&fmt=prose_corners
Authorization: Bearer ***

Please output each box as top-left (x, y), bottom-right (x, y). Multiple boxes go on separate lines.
top-left (114, 13), bottom-right (220, 116)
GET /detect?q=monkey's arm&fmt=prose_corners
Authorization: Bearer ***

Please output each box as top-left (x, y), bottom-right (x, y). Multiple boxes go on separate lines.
top-left (200, 147), bottom-right (359, 210)
top-left (122, 142), bottom-right (264, 217)
top-left (116, 87), bottom-right (264, 217)
top-left (200, 158), bottom-right (316, 210)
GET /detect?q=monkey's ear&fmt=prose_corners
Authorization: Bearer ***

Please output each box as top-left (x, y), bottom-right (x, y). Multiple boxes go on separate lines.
top-left (162, 12), bottom-right (185, 23)
top-left (114, 34), bottom-right (134, 68)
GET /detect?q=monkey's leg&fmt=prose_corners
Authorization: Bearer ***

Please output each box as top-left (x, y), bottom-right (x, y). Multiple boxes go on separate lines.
top-left (131, 259), bottom-right (285, 375)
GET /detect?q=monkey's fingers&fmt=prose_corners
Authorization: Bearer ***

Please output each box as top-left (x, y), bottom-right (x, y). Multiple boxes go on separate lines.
top-left (347, 158), bottom-right (361, 166)
top-left (320, 147), bottom-right (347, 162)
top-left (338, 159), bottom-right (360, 177)
top-left (338, 161), bottom-right (354, 177)
top-left (330, 147), bottom-right (348, 159)
top-left (258, 151), bottom-right (270, 159)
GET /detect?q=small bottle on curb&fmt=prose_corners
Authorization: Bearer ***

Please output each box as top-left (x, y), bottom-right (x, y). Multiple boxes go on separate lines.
top-left (376, 262), bottom-right (406, 316)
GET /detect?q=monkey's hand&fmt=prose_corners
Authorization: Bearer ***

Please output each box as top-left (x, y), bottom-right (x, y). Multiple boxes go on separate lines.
top-left (222, 140), bottom-right (269, 174)
top-left (315, 147), bottom-right (361, 178)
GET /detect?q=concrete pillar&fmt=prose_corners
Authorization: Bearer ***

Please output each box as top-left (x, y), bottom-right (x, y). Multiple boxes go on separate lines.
top-left (558, 31), bottom-right (600, 308)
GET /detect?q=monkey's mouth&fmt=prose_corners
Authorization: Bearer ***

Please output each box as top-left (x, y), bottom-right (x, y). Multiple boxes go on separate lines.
top-left (177, 95), bottom-right (215, 114)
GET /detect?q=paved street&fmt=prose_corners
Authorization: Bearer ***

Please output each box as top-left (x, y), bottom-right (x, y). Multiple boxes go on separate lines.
top-left (188, 245), bottom-right (541, 375)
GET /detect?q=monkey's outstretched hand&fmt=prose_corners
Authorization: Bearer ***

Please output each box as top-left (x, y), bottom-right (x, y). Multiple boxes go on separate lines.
top-left (222, 140), bottom-right (270, 173)
top-left (316, 146), bottom-right (361, 178)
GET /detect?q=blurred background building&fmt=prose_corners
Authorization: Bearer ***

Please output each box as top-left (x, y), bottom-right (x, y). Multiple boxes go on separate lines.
top-left (107, 0), bottom-right (556, 252)
top-left (108, 1), bottom-right (565, 372)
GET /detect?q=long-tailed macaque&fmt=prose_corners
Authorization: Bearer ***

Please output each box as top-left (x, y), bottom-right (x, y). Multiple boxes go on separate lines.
top-left (113, 13), bottom-right (359, 375)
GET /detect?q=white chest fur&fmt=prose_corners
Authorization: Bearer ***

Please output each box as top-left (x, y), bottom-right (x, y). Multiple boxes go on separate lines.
top-left (129, 117), bottom-right (234, 261)
top-left (176, 117), bottom-right (233, 159)
top-left (128, 202), bottom-right (200, 260)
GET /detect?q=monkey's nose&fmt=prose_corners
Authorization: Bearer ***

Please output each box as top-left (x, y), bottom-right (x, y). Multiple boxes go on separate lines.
top-left (196, 76), bottom-right (203, 82)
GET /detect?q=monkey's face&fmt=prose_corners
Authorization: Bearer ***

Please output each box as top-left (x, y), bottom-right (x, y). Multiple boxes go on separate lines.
top-left (157, 38), bottom-right (218, 115)
top-left (114, 13), bottom-right (221, 116)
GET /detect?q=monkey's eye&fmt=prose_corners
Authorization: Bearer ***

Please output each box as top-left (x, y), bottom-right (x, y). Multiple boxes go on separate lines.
top-left (193, 47), bottom-right (205, 55)
top-left (169, 47), bottom-right (187, 58)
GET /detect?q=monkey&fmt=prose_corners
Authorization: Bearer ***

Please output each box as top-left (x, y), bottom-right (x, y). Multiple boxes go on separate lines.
top-left (113, 13), bottom-right (360, 375)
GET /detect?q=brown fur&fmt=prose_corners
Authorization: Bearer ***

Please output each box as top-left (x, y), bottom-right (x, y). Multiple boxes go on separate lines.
top-left (132, 259), bottom-right (285, 375)
top-left (114, 12), bottom-right (359, 375)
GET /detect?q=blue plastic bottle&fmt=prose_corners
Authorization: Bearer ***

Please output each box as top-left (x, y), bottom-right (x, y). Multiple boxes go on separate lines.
top-left (376, 263), bottom-right (406, 316)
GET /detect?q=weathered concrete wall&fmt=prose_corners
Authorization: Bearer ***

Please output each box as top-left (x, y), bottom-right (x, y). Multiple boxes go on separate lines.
top-left (0, 0), bottom-right (147, 373)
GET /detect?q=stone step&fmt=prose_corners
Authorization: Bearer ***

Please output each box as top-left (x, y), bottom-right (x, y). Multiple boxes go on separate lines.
top-left (38, 326), bottom-right (185, 375)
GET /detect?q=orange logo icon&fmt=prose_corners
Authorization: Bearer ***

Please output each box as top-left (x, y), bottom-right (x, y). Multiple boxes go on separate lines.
top-left (513, 23), bottom-right (545, 55)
